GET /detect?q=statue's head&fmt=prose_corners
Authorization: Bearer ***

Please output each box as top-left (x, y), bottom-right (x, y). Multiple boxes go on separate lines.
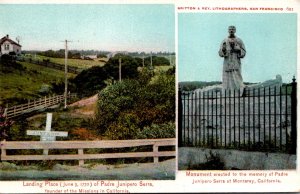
top-left (228, 26), bottom-right (236, 36)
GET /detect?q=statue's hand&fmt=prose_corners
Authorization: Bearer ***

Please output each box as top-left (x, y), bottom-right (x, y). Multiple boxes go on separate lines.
top-left (222, 47), bottom-right (226, 54)
top-left (222, 43), bottom-right (226, 52)
top-left (234, 44), bottom-right (241, 51)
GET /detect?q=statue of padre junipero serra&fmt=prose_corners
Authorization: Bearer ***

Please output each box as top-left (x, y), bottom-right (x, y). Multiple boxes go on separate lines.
top-left (219, 26), bottom-right (246, 92)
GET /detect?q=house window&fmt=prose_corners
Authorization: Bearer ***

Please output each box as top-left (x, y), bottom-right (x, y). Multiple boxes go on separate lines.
top-left (4, 44), bottom-right (9, 50)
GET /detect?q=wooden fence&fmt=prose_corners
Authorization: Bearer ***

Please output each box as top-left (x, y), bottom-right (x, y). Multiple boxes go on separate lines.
top-left (0, 138), bottom-right (176, 165)
top-left (4, 93), bottom-right (77, 119)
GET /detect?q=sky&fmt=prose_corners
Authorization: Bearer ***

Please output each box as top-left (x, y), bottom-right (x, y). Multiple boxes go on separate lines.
top-left (0, 4), bottom-right (175, 53)
top-left (178, 13), bottom-right (297, 83)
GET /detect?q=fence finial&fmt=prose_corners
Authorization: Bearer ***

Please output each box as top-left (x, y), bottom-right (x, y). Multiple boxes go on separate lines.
top-left (292, 76), bottom-right (296, 83)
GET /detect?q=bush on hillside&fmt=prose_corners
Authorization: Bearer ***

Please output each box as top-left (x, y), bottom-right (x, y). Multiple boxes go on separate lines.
top-left (94, 70), bottom-right (175, 139)
top-left (0, 56), bottom-right (25, 73)
top-left (136, 122), bottom-right (175, 139)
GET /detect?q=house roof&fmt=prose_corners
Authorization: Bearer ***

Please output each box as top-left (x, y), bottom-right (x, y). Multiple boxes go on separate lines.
top-left (0, 35), bottom-right (22, 47)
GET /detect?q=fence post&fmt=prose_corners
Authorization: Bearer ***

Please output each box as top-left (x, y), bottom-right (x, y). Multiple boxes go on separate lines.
top-left (290, 77), bottom-right (297, 154)
top-left (178, 87), bottom-right (183, 147)
top-left (1, 140), bottom-right (6, 159)
top-left (153, 144), bottom-right (159, 163)
top-left (3, 108), bottom-right (7, 118)
top-left (44, 96), bottom-right (47, 106)
top-left (78, 149), bottom-right (84, 166)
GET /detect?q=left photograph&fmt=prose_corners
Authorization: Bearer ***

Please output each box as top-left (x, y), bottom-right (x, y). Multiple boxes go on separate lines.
top-left (0, 4), bottom-right (176, 180)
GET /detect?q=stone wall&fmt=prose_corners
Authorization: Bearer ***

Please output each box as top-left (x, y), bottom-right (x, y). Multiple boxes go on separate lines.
top-left (178, 147), bottom-right (296, 170)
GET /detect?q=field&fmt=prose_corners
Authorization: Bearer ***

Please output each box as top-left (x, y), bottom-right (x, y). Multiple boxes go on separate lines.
top-left (0, 61), bottom-right (76, 106)
top-left (27, 55), bottom-right (107, 70)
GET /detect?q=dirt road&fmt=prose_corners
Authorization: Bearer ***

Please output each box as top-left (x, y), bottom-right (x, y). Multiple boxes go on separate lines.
top-left (0, 159), bottom-right (175, 180)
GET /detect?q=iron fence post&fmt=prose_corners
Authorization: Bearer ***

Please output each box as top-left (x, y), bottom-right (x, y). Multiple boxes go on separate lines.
top-left (291, 77), bottom-right (297, 154)
top-left (178, 87), bottom-right (183, 147)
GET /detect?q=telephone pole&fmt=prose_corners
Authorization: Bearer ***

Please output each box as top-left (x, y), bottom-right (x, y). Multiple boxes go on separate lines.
top-left (150, 51), bottom-right (153, 70)
top-left (150, 52), bottom-right (152, 68)
top-left (119, 57), bottom-right (122, 82)
top-left (142, 54), bottom-right (145, 67)
top-left (63, 40), bottom-right (73, 109)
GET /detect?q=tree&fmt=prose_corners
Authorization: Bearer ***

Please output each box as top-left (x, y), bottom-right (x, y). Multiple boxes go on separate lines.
top-left (103, 55), bottom-right (139, 80)
top-left (72, 53), bottom-right (81, 59)
top-left (141, 56), bottom-right (170, 67)
top-left (71, 66), bottom-right (109, 97)
top-left (97, 53), bottom-right (107, 58)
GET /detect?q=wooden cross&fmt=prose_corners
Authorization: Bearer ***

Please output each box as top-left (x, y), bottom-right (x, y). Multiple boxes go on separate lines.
top-left (26, 113), bottom-right (68, 155)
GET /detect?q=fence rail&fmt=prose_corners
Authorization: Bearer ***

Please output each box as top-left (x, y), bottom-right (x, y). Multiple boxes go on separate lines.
top-left (0, 138), bottom-right (176, 165)
top-left (4, 93), bottom-right (77, 118)
top-left (179, 80), bottom-right (297, 154)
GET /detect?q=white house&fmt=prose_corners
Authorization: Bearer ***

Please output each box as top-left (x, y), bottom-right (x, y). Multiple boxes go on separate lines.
top-left (0, 35), bottom-right (22, 56)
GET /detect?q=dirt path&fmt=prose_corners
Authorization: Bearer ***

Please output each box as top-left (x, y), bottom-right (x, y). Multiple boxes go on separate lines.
top-left (69, 94), bottom-right (98, 117)
top-left (70, 94), bottom-right (98, 108)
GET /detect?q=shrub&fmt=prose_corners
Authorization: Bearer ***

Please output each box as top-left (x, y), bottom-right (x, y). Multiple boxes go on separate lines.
top-left (38, 84), bottom-right (52, 95)
top-left (70, 128), bottom-right (99, 140)
top-left (95, 70), bottom-right (175, 139)
top-left (137, 122), bottom-right (175, 139)
top-left (95, 80), bottom-right (140, 134)
top-left (0, 107), bottom-right (14, 141)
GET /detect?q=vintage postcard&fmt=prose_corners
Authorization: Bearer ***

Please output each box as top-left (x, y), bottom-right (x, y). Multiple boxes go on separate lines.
top-left (176, 0), bottom-right (300, 192)
top-left (0, 1), bottom-right (176, 193)
top-left (0, 0), bottom-right (300, 193)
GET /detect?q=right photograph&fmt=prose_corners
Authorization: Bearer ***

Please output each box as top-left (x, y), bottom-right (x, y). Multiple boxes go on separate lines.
top-left (178, 13), bottom-right (297, 170)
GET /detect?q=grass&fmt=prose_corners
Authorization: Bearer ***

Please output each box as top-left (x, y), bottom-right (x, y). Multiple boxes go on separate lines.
top-left (21, 61), bottom-right (76, 78)
top-left (30, 55), bottom-right (106, 70)
top-left (154, 65), bottom-right (174, 72)
top-left (0, 61), bottom-right (75, 106)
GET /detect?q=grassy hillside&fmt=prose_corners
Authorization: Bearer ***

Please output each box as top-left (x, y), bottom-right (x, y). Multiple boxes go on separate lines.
top-left (0, 61), bottom-right (75, 106)
top-left (31, 55), bottom-right (106, 70)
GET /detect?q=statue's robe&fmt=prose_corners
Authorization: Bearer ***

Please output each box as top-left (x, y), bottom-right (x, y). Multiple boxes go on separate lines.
top-left (219, 37), bottom-right (246, 92)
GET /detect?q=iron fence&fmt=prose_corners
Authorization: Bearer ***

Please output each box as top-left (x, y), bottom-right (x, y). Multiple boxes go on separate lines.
top-left (178, 79), bottom-right (297, 154)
